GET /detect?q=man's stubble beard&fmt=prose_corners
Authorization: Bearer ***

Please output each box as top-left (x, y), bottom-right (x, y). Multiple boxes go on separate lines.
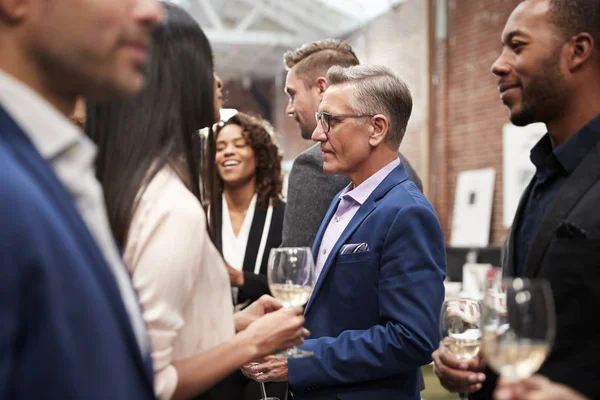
top-left (510, 46), bottom-right (566, 127)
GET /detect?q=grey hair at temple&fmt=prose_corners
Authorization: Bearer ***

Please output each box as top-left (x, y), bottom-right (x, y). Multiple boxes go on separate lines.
top-left (326, 65), bottom-right (413, 149)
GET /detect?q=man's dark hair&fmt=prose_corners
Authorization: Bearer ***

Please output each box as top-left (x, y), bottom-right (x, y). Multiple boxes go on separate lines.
top-left (547, 0), bottom-right (600, 45)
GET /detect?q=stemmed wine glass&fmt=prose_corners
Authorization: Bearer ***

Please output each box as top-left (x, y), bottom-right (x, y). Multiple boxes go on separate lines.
top-left (254, 247), bottom-right (315, 400)
top-left (267, 247), bottom-right (315, 357)
top-left (480, 277), bottom-right (556, 383)
top-left (439, 297), bottom-right (482, 400)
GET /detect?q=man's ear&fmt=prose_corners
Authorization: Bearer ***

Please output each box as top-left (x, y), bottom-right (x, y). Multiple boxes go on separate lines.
top-left (0, 0), bottom-right (29, 22)
top-left (567, 32), bottom-right (594, 72)
top-left (368, 115), bottom-right (389, 147)
top-left (315, 76), bottom-right (328, 96)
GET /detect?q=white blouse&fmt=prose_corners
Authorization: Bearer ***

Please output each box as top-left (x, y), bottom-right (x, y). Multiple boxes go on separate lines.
top-left (124, 166), bottom-right (235, 400)
top-left (221, 193), bottom-right (257, 271)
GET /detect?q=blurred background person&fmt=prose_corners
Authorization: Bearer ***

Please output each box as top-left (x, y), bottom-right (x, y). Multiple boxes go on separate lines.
top-left (211, 112), bottom-right (287, 400)
top-left (0, 0), bottom-right (162, 398)
top-left (213, 112), bottom-right (285, 307)
top-left (87, 3), bottom-right (307, 400)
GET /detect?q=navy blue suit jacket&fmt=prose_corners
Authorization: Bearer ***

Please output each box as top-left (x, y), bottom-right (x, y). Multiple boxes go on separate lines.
top-left (288, 161), bottom-right (446, 400)
top-left (0, 106), bottom-right (155, 399)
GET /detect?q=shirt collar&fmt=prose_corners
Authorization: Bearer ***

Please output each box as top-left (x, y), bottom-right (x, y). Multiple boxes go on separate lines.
top-left (529, 134), bottom-right (555, 174)
top-left (530, 114), bottom-right (600, 176)
top-left (0, 68), bottom-right (90, 160)
top-left (341, 158), bottom-right (400, 206)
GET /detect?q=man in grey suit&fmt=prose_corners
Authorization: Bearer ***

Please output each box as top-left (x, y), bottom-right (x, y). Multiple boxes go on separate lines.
top-left (281, 39), bottom-right (422, 248)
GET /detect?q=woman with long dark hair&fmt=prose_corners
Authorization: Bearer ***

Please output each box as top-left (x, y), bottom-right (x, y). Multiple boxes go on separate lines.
top-left (86, 3), bottom-right (307, 400)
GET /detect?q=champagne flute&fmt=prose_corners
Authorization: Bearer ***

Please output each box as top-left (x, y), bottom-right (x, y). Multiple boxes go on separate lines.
top-left (439, 297), bottom-right (482, 400)
top-left (267, 247), bottom-right (315, 358)
top-left (480, 278), bottom-right (555, 383)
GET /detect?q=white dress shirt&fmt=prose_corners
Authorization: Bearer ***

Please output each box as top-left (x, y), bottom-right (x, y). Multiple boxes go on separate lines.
top-left (0, 68), bottom-right (149, 355)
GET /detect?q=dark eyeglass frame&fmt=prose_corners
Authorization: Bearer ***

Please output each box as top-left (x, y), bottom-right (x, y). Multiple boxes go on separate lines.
top-left (315, 111), bottom-right (375, 134)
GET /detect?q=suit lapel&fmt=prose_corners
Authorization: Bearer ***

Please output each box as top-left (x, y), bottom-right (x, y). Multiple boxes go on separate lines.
top-left (305, 163), bottom-right (407, 315)
top-left (523, 141), bottom-right (600, 277)
top-left (504, 181), bottom-right (534, 277)
top-left (0, 107), bottom-right (154, 387)
top-left (305, 198), bottom-right (376, 315)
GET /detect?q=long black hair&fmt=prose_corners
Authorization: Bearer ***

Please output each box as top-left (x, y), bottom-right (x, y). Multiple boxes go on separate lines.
top-left (86, 1), bottom-right (217, 249)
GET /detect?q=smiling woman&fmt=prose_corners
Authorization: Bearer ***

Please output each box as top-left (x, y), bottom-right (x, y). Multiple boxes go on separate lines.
top-left (212, 112), bottom-right (284, 299)
top-left (211, 112), bottom-right (287, 400)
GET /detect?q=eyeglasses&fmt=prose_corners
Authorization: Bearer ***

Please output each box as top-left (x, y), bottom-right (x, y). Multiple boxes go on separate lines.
top-left (315, 112), bottom-right (375, 134)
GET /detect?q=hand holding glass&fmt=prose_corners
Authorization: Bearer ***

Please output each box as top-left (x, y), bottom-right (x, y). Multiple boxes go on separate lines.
top-left (267, 247), bottom-right (315, 358)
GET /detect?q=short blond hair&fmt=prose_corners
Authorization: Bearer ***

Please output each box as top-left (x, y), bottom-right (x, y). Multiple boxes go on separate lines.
top-left (327, 65), bottom-right (412, 149)
top-left (283, 39), bottom-right (359, 86)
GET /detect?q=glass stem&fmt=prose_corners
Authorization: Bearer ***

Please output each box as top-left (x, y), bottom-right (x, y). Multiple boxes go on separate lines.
top-left (260, 382), bottom-right (268, 400)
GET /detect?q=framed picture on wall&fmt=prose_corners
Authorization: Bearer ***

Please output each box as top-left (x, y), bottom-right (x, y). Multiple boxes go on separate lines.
top-left (451, 168), bottom-right (496, 248)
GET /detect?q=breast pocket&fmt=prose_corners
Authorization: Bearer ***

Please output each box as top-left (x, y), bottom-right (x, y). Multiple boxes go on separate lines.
top-left (332, 251), bottom-right (380, 311)
top-left (337, 250), bottom-right (379, 265)
top-left (550, 238), bottom-right (600, 275)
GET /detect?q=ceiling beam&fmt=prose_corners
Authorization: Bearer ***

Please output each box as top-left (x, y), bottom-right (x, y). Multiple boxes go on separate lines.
top-left (205, 29), bottom-right (300, 47)
top-left (235, 3), bottom-right (264, 31)
top-left (265, 0), bottom-right (336, 36)
top-left (198, 0), bottom-right (224, 30)
top-left (238, 0), bottom-right (325, 38)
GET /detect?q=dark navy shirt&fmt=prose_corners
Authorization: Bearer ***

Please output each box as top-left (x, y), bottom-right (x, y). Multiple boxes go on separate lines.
top-left (514, 115), bottom-right (600, 276)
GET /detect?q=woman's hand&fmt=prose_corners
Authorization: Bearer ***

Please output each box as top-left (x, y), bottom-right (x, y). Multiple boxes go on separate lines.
top-left (238, 306), bottom-right (309, 357)
top-left (234, 295), bottom-right (283, 332)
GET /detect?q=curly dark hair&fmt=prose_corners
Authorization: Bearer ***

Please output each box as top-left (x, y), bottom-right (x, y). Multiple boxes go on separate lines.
top-left (215, 112), bottom-right (283, 210)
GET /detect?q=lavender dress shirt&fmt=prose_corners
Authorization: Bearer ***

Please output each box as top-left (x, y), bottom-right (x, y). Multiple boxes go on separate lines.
top-left (314, 158), bottom-right (401, 280)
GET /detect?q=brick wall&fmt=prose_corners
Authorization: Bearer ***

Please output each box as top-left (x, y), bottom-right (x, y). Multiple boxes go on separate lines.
top-left (440, 0), bottom-right (520, 245)
top-left (345, 0), bottom-right (428, 190)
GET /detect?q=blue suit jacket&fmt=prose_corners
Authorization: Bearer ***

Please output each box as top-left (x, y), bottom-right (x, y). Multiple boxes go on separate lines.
top-left (288, 161), bottom-right (446, 400)
top-left (0, 106), bottom-right (155, 399)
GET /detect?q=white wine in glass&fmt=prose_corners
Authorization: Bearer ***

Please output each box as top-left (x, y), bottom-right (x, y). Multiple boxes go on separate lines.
top-left (269, 283), bottom-right (312, 308)
top-left (440, 297), bottom-right (481, 400)
top-left (440, 298), bottom-right (482, 361)
top-left (267, 247), bottom-right (315, 358)
top-left (481, 278), bottom-right (555, 382)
